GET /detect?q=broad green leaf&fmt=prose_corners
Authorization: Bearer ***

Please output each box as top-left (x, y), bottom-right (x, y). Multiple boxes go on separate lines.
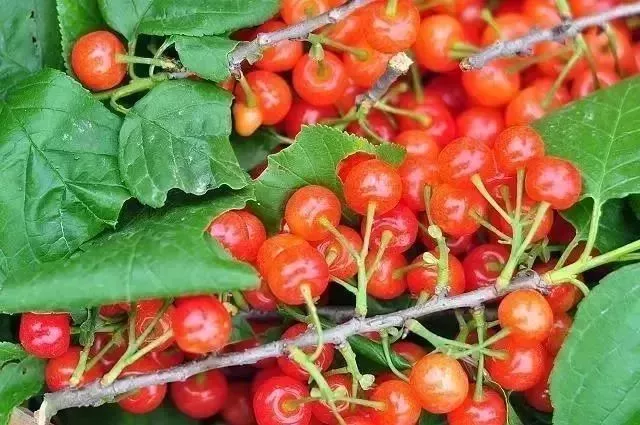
top-left (78, 308), bottom-right (100, 347)
top-left (59, 403), bottom-right (198, 425)
top-left (119, 80), bottom-right (248, 208)
top-left (57, 0), bottom-right (106, 72)
top-left (561, 198), bottom-right (640, 253)
top-left (231, 128), bottom-right (283, 172)
top-left (174, 36), bottom-right (239, 82)
top-left (0, 356), bottom-right (45, 425)
top-left (98, 0), bottom-right (279, 40)
top-left (347, 335), bottom-right (410, 370)
top-left (0, 0), bottom-right (62, 95)
top-left (0, 188), bottom-right (259, 313)
top-left (253, 125), bottom-right (405, 232)
top-left (0, 343), bottom-right (26, 368)
top-left (551, 263), bottom-right (640, 425)
top-left (0, 69), bottom-right (130, 282)
top-left (629, 195), bottom-right (640, 220)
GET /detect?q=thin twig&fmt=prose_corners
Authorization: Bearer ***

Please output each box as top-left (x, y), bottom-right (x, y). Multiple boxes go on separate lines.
top-left (461, 1), bottom-right (640, 70)
top-left (240, 306), bottom-right (356, 323)
top-left (38, 271), bottom-right (545, 423)
top-left (356, 52), bottom-right (413, 110)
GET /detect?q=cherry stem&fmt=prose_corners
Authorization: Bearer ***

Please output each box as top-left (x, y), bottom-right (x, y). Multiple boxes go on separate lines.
top-left (127, 39), bottom-right (139, 80)
top-left (334, 397), bottom-right (386, 410)
top-left (332, 276), bottom-right (358, 295)
top-left (542, 47), bottom-right (583, 110)
top-left (380, 332), bottom-right (409, 381)
top-left (85, 327), bottom-right (125, 371)
top-left (115, 54), bottom-right (176, 69)
top-left (231, 291), bottom-right (249, 311)
top-left (604, 23), bottom-right (623, 76)
top-left (366, 230), bottom-right (394, 281)
top-left (406, 319), bottom-right (476, 350)
top-left (500, 185), bottom-right (513, 215)
top-left (424, 185), bottom-right (434, 225)
top-left (358, 118), bottom-right (387, 144)
top-left (69, 343), bottom-right (92, 387)
top-left (374, 102), bottom-right (432, 127)
top-left (481, 8), bottom-right (503, 39)
top-left (471, 174), bottom-right (512, 224)
top-left (108, 74), bottom-right (168, 114)
top-left (565, 277), bottom-right (590, 296)
top-left (308, 34), bottom-right (369, 61)
top-left (237, 73), bottom-right (258, 108)
top-left (385, 0), bottom-right (398, 17)
top-left (149, 38), bottom-right (175, 77)
top-left (579, 201), bottom-right (602, 264)
top-left (515, 168), bottom-right (525, 222)
top-left (410, 64), bottom-right (424, 103)
top-left (356, 202), bottom-right (377, 317)
top-left (455, 310), bottom-right (469, 342)
top-left (472, 307), bottom-right (486, 402)
top-left (338, 342), bottom-right (365, 396)
top-left (392, 261), bottom-right (433, 279)
top-left (555, 234), bottom-right (581, 270)
top-left (470, 211), bottom-right (512, 243)
top-left (319, 218), bottom-right (362, 264)
top-left (302, 284), bottom-right (325, 362)
top-left (430, 225), bottom-right (450, 296)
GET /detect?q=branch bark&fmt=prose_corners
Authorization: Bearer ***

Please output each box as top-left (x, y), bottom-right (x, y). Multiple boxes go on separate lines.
top-left (38, 271), bottom-right (546, 423)
top-left (461, 1), bottom-right (640, 70)
top-left (356, 52), bottom-right (413, 109)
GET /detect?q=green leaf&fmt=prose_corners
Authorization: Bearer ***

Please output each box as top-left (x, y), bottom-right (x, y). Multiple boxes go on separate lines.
top-left (57, 0), bottom-right (106, 72)
top-left (98, 0), bottom-right (279, 40)
top-left (78, 308), bottom-right (100, 347)
top-left (231, 314), bottom-right (255, 343)
top-left (59, 403), bottom-right (198, 425)
top-left (0, 188), bottom-right (259, 313)
top-left (231, 128), bottom-right (283, 172)
top-left (119, 80), bottom-right (248, 208)
top-left (347, 335), bottom-right (410, 371)
top-left (551, 262), bottom-right (640, 425)
top-left (561, 198), bottom-right (640, 253)
top-left (174, 36), bottom-right (239, 82)
top-left (367, 295), bottom-right (413, 316)
top-left (0, 356), bottom-right (45, 425)
top-left (0, 343), bottom-right (26, 368)
top-left (419, 412), bottom-right (446, 425)
top-left (252, 125), bottom-right (405, 232)
top-left (629, 195), bottom-right (640, 220)
top-left (0, 69), bottom-right (130, 282)
top-left (0, 0), bottom-right (62, 95)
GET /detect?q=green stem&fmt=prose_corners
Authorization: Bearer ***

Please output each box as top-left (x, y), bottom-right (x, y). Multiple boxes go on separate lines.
top-left (338, 343), bottom-right (365, 396)
top-left (332, 276), bottom-right (358, 295)
top-left (410, 64), bottom-right (424, 103)
top-left (430, 226), bottom-right (450, 296)
top-left (115, 54), bottom-right (176, 69)
top-left (515, 168), bottom-right (525, 222)
top-left (69, 343), bottom-right (91, 386)
top-left (232, 291), bottom-right (249, 311)
top-left (149, 38), bottom-right (175, 77)
top-left (566, 277), bottom-right (590, 297)
top-left (380, 331), bottom-right (409, 381)
top-left (471, 175), bottom-right (511, 224)
top-left (127, 39), bottom-right (138, 80)
top-left (551, 238), bottom-right (640, 277)
top-left (366, 230), bottom-right (393, 281)
top-left (109, 75), bottom-right (167, 114)
top-left (385, 0), bottom-right (398, 16)
top-left (319, 218), bottom-right (361, 264)
top-left (308, 34), bottom-right (368, 60)
top-left (406, 320), bottom-right (475, 350)
top-left (374, 102), bottom-right (431, 127)
top-left (542, 48), bottom-right (583, 110)
top-left (579, 202), bottom-right (601, 263)
top-left (334, 397), bottom-right (386, 410)
top-left (470, 211), bottom-right (512, 242)
top-left (424, 185), bottom-right (434, 225)
top-left (604, 23), bottom-right (623, 77)
top-left (472, 308), bottom-right (486, 402)
top-left (555, 234), bottom-right (581, 269)
top-left (302, 284), bottom-right (325, 362)
top-left (86, 328), bottom-right (125, 371)
top-left (356, 203), bottom-right (377, 317)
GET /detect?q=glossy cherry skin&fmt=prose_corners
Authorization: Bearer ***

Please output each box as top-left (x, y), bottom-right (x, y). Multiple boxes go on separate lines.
top-left (569, 0), bottom-right (619, 17)
top-left (233, 103), bottom-right (263, 137)
top-left (406, 252), bottom-right (466, 297)
top-left (525, 156), bottom-right (582, 210)
top-left (133, 300), bottom-right (175, 353)
top-left (523, 359), bottom-right (554, 412)
top-left (533, 260), bottom-right (582, 313)
top-left (170, 370), bottom-right (229, 418)
top-left (505, 79), bottom-right (569, 127)
top-left (489, 196), bottom-right (554, 243)
top-left (71, 31), bottom-right (126, 91)
top-left (462, 60), bottom-right (521, 108)
top-left (118, 357), bottom-right (167, 414)
top-left (19, 312), bottom-right (70, 359)
top-left (234, 71), bottom-right (293, 125)
top-left (337, 153), bottom-right (376, 183)
top-left (311, 374), bottom-right (352, 424)
top-left (255, 20), bottom-right (304, 72)
top-left (447, 387), bottom-right (507, 425)
top-left (346, 110), bottom-right (398, 142)
top-left (314, 225), bottom-right (362, 280)
top-left (438, 137), bottom-right (494, 183)
top-left (171, 295), bottom-right (231, 354)
top-left (343, 40), bottom-right (390, 88)
top-left (278, 324), bottom-right (335, 381)
top-left (409, 353), bottom-right (469, 414)
top-left (570, 68), bottom-right (620, 100)
top-left (394, 130), bottom-right (441, 160)
top-left (463, 244), bottom-right (510, 291)
top-left (365, 0), bottom-right (420, 53)
top-left (414, 15), bottom-right (464, 72)
top-left (285, 185), bottom-right (342, 242)
top-left (424, 73), bottom-right (469, 115)
top-left (253, 375), bottom-right (312, 425)
top-left (293, 52), bottom-right (349, 106)
top-left (281, 0), bottom-right (330, 24)
top-left (430, 183), bottom-right (487, 237)
top-left (365, 204), bottom-right (419, 254)
top-left (89, 332), bottom-right (128, 370)
top-left (45, 346), bottom-right (104, 391)
top-left (494, 125), bottom-right (545, 175)
top-left (485, 336), bottom-right (546, 391)
top-left (481, 13), bottom-right (531, 45)
top-left (420, 225), bottom-right (475, 256)
top-left (392, 341), bottom-right (428, 365)
top-left (544, 312), bottom-right (572, 356)
top-left (222, 382), bottom-right (257, 425)
top-left (343, 159), bottom-right (403, 216)
top-left (456, 107), bottom-right (505, 147)
top-left (398, 157), bottom-right (440, 212)
top-left (252, 367), bottom-right (285, 394)
top-left (284, 100), bottom-right (338, 138)
top-left (256, 234), bottom-right (307, 276)
top-left (498, 290), bottom-right (554, 343)
top-left (148, 346), bottom-right (185, 370)
top-left (395, 92), bottom-right (457, 146)
top-left (209, 210), bottom-right (267, 262)
top-left (371, 379), bottom-right (422, 425)
top-left (335, 78), bottom-right (366, 114)
top-left (99, 303), bottom-right (126, 318)
top-left (244, 278), bottom-right (278, 312)
top-left (266, 244), bottom-right (330, 305)
top-left (324, 9), bottom-right (366, 46)
top-left (366, 251), bottom-right (408, 300)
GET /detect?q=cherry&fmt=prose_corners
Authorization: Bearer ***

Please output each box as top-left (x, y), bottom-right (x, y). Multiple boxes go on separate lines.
top-left (493, 125), bottom-right (545, 175)
top-left (569, 0), bottom-right (620, 17)
top-left (133, 300), bottom-right (175, 352)
top-left (89, 332), bottom-right (128, 370)
top-left (346, 110), bottom-right (398, 141)
top-left (371, 379), bottom-right (422, 425)
top-left (456, 107), bottom-right (505, 146)
top-left (314, 225), bottom-right (363, 280)
top-left (285, 185), bottom-right (342, 242)
top-left (409, 353), bottom-right (469, 414)
top-left (461, 60), bottom-right (521, 108)
top-left (208, 210), bottom-right (267, 263)
top-left (395, 92), bottom-right (457, 147)
top-left (392, 341), bottom-right (427, 365)
top-left (424, 72), bottom-right (469, 115)
top-left (533, 260), bottom-right (582, 313)
top-left (523, 359), bottom-right (554, 413)
top-left (252, 367), bottom-right (285, 394)
top-left (284, 100), bottom-right (338, 138)
top-left (244, 278), bottom-right (279, 312)
top-left (420, 225), bottom-right (475, 256)
top-left (398, 157), bottom-right (440, 212)
top-left (253, 375), bottom-right (312, 425)
top-left (99, 304), bottom-right (126, 318)
top-left (256, 234), bottom-right (307, 276)
top-left (570, 68), bottom-right (620, 100)
top-left (343, 416), bottom-right (371, 425)
top-left (489, 196), bottom-right (554, 243)
top-left (171, 370), bottom-right (229, 418)
top-left (255, 20), bottom-right (304, 72)
top-left (430, 183), bottom-right (487, 237)
top-left (505, 79), bottom-right (569, 126)
top-left (281, 0), bottom-right (330, 24)
top-left (406, 251), bottom-right (466, 297)
top-left (337, 152), bottom-right (376, 183)
top-left (414, 15), bottom-right (464, 72)
top-left (71, 31), bottom-right (126, 91)
top-left (437, 136), bottom-right (494, 183)
top-left (19, 312), bottom-right (70, 359)
top-left (234, 102), bottom-right (263, 137)
top-left (463, 244), bottom-right (510, 291)
top-left (485, 336), bottom-right (546, 391)
top-left (365, 0), bottom-right (420, 53)
top-left (343, 159), bottom-right (403, 216)
top-left (394, 130), bottom-right (441, 159)
top-left (498, 289), bottom-right (554, 343)
top-left (266, 243), bottom-right (330, 305)
top-left (222, 382), bottom-right (257, 425)
top-left (45, 346), bottom-right (104, 391)
top-left (525, 156), bottom-right (582, 210)
top-left (234, 71), bottom-right (293, 125)
top-left (148, 346), bottom-right (185, 370)
top-left (366, 251), bottom-right (408, 300)
top-left (544, 312), bottom-right (572, 356)
top-left (584, 24), bottom-right (635, 75)
top-left (548, 212), bottom-right (577, 245)
top-left (481, 13), bottom-right (531, 45)
top-left (277, 324), bottom-right (335, 381)
top-left (335, 78), bottom-right (366, 114)
top-left (523, 0), bottom-right (562, 28)
top-left (343, 40), bottom-right (390, 88)
top-left (447, 387), bottom-right (507, 425)
top-left (118, 357), bottom-right (167, 414)
top-left (324, 9), bottom-right (366, 46)
top-left (484, 155), bottom-right (517, 198)
top-left (171, 295), bottom-right (231, 354)
top-left (311, 374), bottom-right (352, 424)
top-left (365, 204), bottom-right (419, 254)
top-left (293, 52), bottom-right (349, 106)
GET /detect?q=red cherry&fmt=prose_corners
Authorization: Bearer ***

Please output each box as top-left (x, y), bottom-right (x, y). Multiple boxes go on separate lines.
top-left (447, 387), bottom-right (507, 425)
top-left (505, 79), bottom-right (569, 126)
top-left (337, 152), bottom-right (376, 183)
top-left (493, 125), bottom-right (545, 175)
top-left (118, 357), bottom-right (167, 414)
top-left (99, 304), bottom-right (126, 318)
top-left (208, 210), bottom-right (267, 262)
top-left (284, 100), bottom-right (338, 138)
top-left (569, 0), bottom-right (620, 17)
top-left (256, 234), bottom-right (307, 277)
top-left (171, 370), bottom-right (229, 418)
top-left (548, 212), bottom-right (577, 245)
top-left (148, 346), bottom-right (185, 370)
top-left (277, 324), bottom-right (335, 381)
top-left (346, 109), bottom-right (398, 141)
top-left (462, 60), bottom-right (521, 107)
top-left (365, 204), bottom-right (419, 254)
top-left (244, 278), bottom-right (278, 312)
top-left (252, 367), bottom-right (285, 394)
top-left (366, 251), bottom-right (408, 300)
top-left (437, 136), bottom-right (494, 183)
top-left (285, 185), bottom-right (342, 242)
top-left (584, 24), bottom-right (635, 75)
top-left (485, 336), bottom-right (546, 391)
top-left (498, 290), bottom-right (554, 343)
top-left (343, 159), bottom-right (402, 216)
top-left (255, 20), bottom-right (304, 72)
top-left (523, 0), bottom-right (562, 27)
top-left (419, 224), bottom-right (475, 256)
top-left (172, 296), bottom-right (231, 354)
top-left (45, 347), bottom-right (104, 391)
top-left (71, 31), bottom-right (126, 91)
top-left (456, 107), bottom-right (505, 147)
top-left (222, 382), bottom-right (257, 425)
top-left (544, 312), bottom-right (572, 356)
top-left (409, 353), bottom-right (469, 414)
top-left (19, 312), bottom-right (70, 359)
top-left (462, 243), bottom-right (510, 291)
top-left (311, 374), bottom-right (353, 424)
top-left (406, 251), bottom-right (466, 297)
top-left (532, 261), bottom-right (583, 313)
top-left (324, 9), bottom-right (366, 46)
top-left (314, 225), bottom-right (363, 280)
top-left (343, 40), bottom-right (390, 88)
top-left (570, 68), bottom-right (620, 100)
top-left (392, 341), bottom-right (427, 365)
top-left (481, 13), bottom-right (531, 45)
top-left (335, 78), bottom-right (366, 114)
top-left (253, 376), bottom-right (312, 425)
top-left (398, 157), bottom-right (440, 212)
top-left (523, 359), bottom-right (554, 412)
top-left (89, 332), bottom-right (128, 370)
top-left (365, 0), bottom-right (420, 53)
top-left (414, 15), bottom-right (464, 72)
top-left (424, 72), bottom-right (469, 115)
top-left (281, 0), bottom-right (330, 24)
top-left (371, 380), bottom-right (422, 425)
top-left (430, 183), bottom-right (487, 237)
top-left (395, 92), bottom-right (457, 146)
top-left (394, 130), bottom-right (441, 159)
top-left (293, 52), bottom-right (349, 106)
top-left (489, 195), bottom-right (554, 243)
top-left (525, 156), bottom-right (582, 210)
top-left (133, 300), bottom-right (175, 353)
top-left (234, 71), bottom-right (293, 125)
